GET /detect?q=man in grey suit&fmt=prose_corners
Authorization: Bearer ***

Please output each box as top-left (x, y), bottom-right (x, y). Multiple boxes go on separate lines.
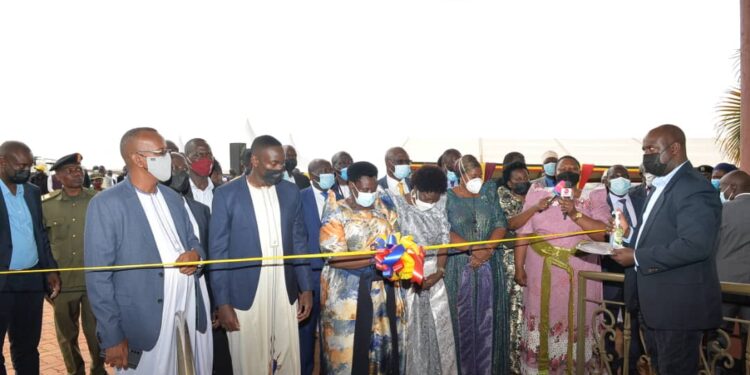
top-left (716, 170), bottom-right (750, 363)
top-left (612, 124), bottom-right (722, 374)
top-left (84, 127), bottom-right (210, 373)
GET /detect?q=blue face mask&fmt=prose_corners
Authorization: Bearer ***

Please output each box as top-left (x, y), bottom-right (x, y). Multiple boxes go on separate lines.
top-left (446, 170), bottom-right (459, 184)
top-left (317, 173), bottom-right (335, 190)
top-left (394, 164), bottom-right (411, 180)
top-left (339, 167), bottom-right (348, 181)
top-left (609, 177), bottom-right (632, 197)
top-left (352, 185), bottom-right (377, 207)
top-left (543, 162), bottom-right (557, 177)
top-left (711, 178), bottom-right (721, 190)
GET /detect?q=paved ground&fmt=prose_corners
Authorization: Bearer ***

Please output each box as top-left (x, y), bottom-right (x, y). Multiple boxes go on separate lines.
top-left (2, 302), bottom-right (113, 375)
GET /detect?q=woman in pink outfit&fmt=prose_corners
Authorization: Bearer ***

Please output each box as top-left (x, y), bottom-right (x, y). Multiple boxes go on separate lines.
top-left (515, 155), bottom-right (610, 374)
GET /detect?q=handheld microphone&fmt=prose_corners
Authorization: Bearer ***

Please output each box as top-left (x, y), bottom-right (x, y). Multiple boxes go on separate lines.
top-left (560, 181), bottom-right (573, 220)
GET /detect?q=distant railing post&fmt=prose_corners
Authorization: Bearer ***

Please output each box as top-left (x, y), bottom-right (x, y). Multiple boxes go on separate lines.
top-left (576, 273), bottom-right (587, 374)
top-left (623, 310), bottom-right (631, 375)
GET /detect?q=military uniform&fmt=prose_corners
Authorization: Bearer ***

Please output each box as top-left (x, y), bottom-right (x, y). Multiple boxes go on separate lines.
top-left (42, 153), bottom-right (105, 375)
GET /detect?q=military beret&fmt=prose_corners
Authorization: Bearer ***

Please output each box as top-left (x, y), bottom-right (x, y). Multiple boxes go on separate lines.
top-left (51, 153), bottom-right (83, 171)
top-left (695, 165), bottom-right (713, 174)
top-left (714, 163), bottom-right (738, 174)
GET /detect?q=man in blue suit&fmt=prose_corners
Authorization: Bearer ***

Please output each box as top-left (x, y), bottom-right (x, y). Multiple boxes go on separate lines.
top-left (85, 128), bottom-right (210, 374)
top-left (612, 124), bottom-right (722, 374)
top-left (0, 141), bottom-right (61, 375)
top-left (378, 147), bottom-right (412, 195)
top-left (210, 135), bottom-right (312, 375)
top-left (298, 158), bottom-right (343, 375)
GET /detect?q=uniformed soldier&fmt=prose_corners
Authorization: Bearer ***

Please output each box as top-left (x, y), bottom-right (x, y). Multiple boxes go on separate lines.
top-left (42, 153), bottom-right (105, 375)
top-left (89, 172), bottom-right (104, 192)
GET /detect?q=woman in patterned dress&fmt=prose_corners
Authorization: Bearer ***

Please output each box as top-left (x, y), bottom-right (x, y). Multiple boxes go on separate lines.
top-left (390, 166), bottom-right (457, 375)
top-left (496, 162), bottom-right (552, 374)
top-left (319, 161), bottom-right (404, 374)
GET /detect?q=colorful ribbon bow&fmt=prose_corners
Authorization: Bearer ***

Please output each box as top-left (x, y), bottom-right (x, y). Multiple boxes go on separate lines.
top-left (371, 233), bottom-right (425, 284)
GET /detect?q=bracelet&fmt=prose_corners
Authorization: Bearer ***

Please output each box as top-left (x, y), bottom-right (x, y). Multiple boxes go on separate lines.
top-left (436, 267), bottom-right (446, 274)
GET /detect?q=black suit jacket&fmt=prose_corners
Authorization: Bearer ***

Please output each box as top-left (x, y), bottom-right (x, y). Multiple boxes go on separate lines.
top-left (0, 182), bottom-right (58, 290)
top-left (292, 171), bottom-right (310, 190)
top-left (628, 162), bottom-right (722, 330)
top-left (603, 188), bottom-right (646, 275)
top-left (185, 197), bottom-right (210, 251)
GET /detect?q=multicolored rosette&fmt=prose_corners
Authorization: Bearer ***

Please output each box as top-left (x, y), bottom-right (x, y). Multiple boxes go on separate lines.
top-left (371, 233), bottom-right (425, 284)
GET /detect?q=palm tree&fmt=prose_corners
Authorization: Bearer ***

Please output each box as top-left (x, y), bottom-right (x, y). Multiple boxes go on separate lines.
top-left (715, 51), bottom-right (741, 165)
top-left (716, 87), bottom-right (741, 164)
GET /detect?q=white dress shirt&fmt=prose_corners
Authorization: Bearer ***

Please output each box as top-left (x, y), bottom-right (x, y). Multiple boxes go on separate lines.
top-left (608, 192), bottom-right (638, 229)
top-left (634, 161), bottom-right (688, 265)
top-left (385, 175), bottom-right (410, 195)
top-left (190, 178), bottom-right (214, 212)
top-left (311, 185), bottom-right (328, 219)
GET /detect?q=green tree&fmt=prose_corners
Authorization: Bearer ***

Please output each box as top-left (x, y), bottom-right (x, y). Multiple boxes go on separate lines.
top-left (716, 87), bottom-right (741, 164)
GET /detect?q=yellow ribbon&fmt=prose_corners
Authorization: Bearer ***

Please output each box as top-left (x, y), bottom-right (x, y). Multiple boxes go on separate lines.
top-left (529, 237), bottom-right (578, 375)
top-left (0, 230), bottom-right (604, 275)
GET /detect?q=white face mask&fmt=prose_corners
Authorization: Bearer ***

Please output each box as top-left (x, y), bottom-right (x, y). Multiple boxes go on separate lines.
top-left (465, 178), bottom-right (483, 194)
top-left (143, 153), bottom-right (172, 182)
top-left (413, 191), bottom-right (435, 211)
top-left (459, 157), bottom-right (483, 194)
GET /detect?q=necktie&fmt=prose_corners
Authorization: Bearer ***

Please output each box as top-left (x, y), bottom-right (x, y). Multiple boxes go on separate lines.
top-left (618, 198), bottom-right (633, 228)
top-left (398, 181), bottom-right (405, 195)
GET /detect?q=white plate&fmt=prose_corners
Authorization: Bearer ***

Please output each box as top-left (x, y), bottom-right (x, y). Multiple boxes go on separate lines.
top-left (576, 241), bottom-right (613, 255)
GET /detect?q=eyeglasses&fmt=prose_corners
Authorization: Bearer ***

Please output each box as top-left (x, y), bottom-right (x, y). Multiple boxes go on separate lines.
top-left (136, 149), bottom-right (169, 157)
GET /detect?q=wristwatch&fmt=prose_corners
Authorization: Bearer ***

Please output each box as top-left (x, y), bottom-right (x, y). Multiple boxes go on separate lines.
top-left (572, 212), bottom-right (583, 222)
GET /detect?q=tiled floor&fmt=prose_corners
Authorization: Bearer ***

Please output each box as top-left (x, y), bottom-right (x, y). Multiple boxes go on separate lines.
top-left (2, 301), bottom-right (113, 374)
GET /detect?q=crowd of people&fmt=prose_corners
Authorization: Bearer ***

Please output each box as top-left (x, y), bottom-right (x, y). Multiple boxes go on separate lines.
top-left (0, 123), bottom-right (749, 375)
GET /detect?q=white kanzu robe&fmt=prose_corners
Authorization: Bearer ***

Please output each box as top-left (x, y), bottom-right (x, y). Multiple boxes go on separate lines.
top-left (226, 183), bottom-right (300, 375)
top-left (118, 190), bottom-right (211, 374)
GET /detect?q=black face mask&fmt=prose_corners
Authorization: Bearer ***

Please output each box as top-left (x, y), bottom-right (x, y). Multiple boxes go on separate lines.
top-left (284, 159), bottom-right (297, 172)
top-left (7, 169), bottom-right (31, 185)
top-left (263, 168), bottom-right (285, 186)
top-left (642, 152), bottom-right (669, 177)
top-left (512, 181), bottom-right (531, 196)
top-left (167, 170), bottom-right (191, 196)
top-left (556, 172), bottom-right (580, 187)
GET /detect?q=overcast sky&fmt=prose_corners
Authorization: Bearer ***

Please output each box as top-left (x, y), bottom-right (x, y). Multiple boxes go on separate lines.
top-left (0, 1), bottom-right (740, 172)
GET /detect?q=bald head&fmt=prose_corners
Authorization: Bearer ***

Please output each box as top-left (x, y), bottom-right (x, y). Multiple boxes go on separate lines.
top-left (166, 140), bottom-right (179, 153)
top-left (283, 145), bottom-right (296, 156)
top-left (646, 124), bottom-right (687, 160)
top-left (0, 141), bottom-right (33, 184)
top-left (720, 170), bottom-right (750, 198)
top-left (331, 151), bottom-right (352, 168)
top-left (120, 128), bottom-right (167, 166)
top-left (385, 147), bottom-right (408, 163)
top-left (308, 159), bottom-right (332, 176)
top-left (0, 141), bottom-right (31, 159)
top-left (605, 165), bottom-right (629, 180)
top-left (642, 124), bottom-right (688, 176)
top-left (120, 127), bottom-right (160, 162)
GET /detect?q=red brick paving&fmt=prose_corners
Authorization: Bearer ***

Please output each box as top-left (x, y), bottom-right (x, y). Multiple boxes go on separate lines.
top-left (2, 302), bottom-right (114, 374)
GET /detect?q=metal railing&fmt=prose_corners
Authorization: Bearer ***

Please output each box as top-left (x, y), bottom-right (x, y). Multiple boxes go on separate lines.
top-left (575, 271), bottom-right (750, 375)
